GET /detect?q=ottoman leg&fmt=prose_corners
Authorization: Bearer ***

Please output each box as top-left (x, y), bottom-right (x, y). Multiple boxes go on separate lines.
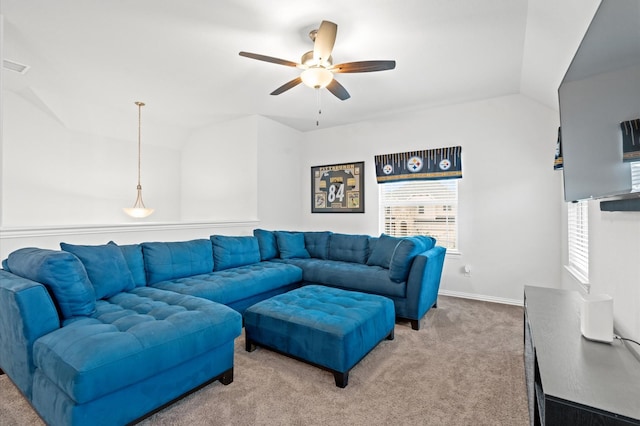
top-left (219, 367), bottom-right (234, 385)
top-left (334, 370), bottom-right (349, 388)
top-left (245, 337), bottom-right (257, 352)
top-left (410, 319), bottom-right (420, 330)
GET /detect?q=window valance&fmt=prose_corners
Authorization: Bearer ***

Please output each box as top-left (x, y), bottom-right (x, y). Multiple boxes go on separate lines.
top-left (374, 146), bottom-right (462, 184)
top-left (554, 127), bottom-right (563, 170)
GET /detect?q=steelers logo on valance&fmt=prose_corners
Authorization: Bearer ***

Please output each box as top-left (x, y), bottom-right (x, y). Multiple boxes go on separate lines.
top-left (374, 146), bottom-right (462, 183)
top-left (621, 119), bottom-right (640, 163)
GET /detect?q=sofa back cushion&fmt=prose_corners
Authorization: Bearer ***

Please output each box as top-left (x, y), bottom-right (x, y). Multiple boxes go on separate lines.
top-left (211, 235), bottom-right (261, 271)
top-left (253, 229), bottom-right (279, 260)
top-left (110, 242), bottom-right (147, 287)
top-left (6, 247), bottom-right (96, 319)
top-left (61, 242), bottom-right (136, 299)
top-left (142, 239), bottom-right (213, 285)
top-left (303, 232), bottom-right (332, 259)
top-left (389, 236), bottom-right (436, 283)
top-left (275, 231), bottom-right (310, 259)
top-left (328, 233), bottom-right (369, 264)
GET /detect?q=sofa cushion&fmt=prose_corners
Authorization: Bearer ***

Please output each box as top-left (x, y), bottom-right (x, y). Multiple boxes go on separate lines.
top-left (142, 240), bottom-right (214, 285)
top-left (6, 248), bottom-right (96, 319)
top-left (110, 242), bottom-right (146, 287)
top-left (211, 235), bottom-right (261, 271)
top-left (282, 258), bottom-right (406, 298)
top-left (275, 232), bottom-right (310, 259)
top-left (33, 286), bottom-right (241, 405)
top-left (328, 233), bottom-right (369, 264)
top-left (151, 261), bottom-right (303, 306)
top-left (366, 234), bottom-right (402, 269)
top-left (253, 229), bottom-right (278, 260)
top-left (389, 237), bottom-right (431, 283)
top-left (61, 243), bottom-right (136, 299)
top-left (304, 231), bottom-right (331, 259)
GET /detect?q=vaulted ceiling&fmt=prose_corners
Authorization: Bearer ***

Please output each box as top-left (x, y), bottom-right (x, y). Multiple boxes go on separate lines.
top-left (2, 0), bottom-right (600, 134)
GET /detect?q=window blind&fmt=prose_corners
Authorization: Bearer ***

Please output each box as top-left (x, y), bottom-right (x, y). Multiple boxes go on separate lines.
top-left (380, 180), bottom-right (458, 250)
top-left (567, 200), bottom-right (589, 284)
top-left (632, 162), bottom-right (640, 192)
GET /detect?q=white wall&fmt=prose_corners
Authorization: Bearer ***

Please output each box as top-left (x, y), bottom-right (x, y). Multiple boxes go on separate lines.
top-left (301, 94), bottom-right (563, 304)
top-left (256, 116), bottom-right (304, 230)
top-left (181, 115), bottom-right (259, 222)
top-left (180, 114), bottom-right (304, 229)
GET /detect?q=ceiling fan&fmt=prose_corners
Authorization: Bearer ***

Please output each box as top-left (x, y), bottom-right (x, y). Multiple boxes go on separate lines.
top-left (239, 20), bottom-right (396, 101)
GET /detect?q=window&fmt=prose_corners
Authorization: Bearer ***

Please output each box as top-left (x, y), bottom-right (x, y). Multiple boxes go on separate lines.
top-left (567, 200), bottom-right (589, 285)
top-left (379, 180), bottom-right (458, 250)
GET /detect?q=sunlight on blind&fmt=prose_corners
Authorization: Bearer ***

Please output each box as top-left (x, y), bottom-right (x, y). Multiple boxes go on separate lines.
top-left (568, 200), bottom-right (589, 284)
top-left (380, 180), bottom-right (458, 250)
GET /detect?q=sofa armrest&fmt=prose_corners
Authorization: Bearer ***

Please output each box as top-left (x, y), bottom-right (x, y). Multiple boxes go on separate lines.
top-left (404, 246), bottom-right (447, 322)
top-left (0, 270), bottom-right (60, 398)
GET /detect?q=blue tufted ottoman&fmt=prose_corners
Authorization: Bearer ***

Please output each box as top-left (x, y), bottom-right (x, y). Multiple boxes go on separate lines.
top-left (243, 285), bottom-right (395, 387)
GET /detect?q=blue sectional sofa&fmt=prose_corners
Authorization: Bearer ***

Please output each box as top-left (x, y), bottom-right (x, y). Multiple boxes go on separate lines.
top-left (0, 230), bottom-right (445, 425)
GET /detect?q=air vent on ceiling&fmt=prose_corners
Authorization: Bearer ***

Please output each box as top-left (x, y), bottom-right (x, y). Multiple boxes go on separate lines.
top-left (3, 59), bottom-right (30, 74)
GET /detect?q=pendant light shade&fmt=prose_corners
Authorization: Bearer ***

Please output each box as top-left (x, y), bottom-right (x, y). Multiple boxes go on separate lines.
top-left (123, 101), bottom-right (154, 218)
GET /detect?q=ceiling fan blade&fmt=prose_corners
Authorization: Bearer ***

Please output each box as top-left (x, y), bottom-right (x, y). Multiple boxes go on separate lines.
top-left (331, 60), bottom-right (396, 73)
top-left (239, 51), bottom-right (300, 68)
top-left (270, 77), bottom-right (303, 95)
top-left (313, 21), bottom-right (337, 64)
top-left (326, 79), bottom-right (350, 101)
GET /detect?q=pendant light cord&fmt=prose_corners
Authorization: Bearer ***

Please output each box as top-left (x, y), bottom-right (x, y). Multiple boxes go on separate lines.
top-left (135, 101), bottom-right (145, 187)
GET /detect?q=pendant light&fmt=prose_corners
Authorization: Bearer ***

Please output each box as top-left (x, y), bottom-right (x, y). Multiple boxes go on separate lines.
top-left (123, 101), bottom-right (154, 218)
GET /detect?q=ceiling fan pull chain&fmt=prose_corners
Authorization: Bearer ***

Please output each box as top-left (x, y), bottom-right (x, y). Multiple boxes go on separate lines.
top-left (316, 88), bottom-right (322, 126)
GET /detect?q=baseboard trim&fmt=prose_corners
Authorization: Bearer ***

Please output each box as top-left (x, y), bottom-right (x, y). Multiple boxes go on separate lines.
top-left (438, 289), bottom-right (523, 307)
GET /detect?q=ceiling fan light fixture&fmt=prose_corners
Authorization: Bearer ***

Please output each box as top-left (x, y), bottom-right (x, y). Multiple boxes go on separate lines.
top-left (301, 50), bottom-right (332, 68)
top-left (239, 20), bottom-right (394, 100)
top-left (301, 67), bottom-right (333, 89)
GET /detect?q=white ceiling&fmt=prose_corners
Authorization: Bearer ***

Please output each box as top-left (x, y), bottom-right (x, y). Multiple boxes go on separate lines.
top-left (1, 0), bottom-right (601, 134)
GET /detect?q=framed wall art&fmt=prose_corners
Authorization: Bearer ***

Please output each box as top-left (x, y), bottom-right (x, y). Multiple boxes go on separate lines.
top-left (311, 161), bottom-right (365, 213)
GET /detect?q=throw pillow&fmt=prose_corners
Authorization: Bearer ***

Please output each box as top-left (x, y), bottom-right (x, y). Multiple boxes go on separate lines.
top-left (367, 234), bottom-right (402, 269)
top-left (141, 239), bottom-right (214, 285)
top-left (61, 242), bottom-right (136, 299)
top-left (389, 237), bottom-right (428, 283)
top-left (6, 247), bottom-right (96, 319)
top-left (211, 235), bottom-right (261, 271)
top-left (108, 241), bottom-right (147, 287)
top-left (414, 235), bottom-right (436, 251)
top-left (275, 231), bottom-right (310, 259)
top-left (253, 229), bottom-right (279, 260)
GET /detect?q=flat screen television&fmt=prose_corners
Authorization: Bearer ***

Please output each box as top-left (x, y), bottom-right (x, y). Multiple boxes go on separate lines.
top-left (559, 0), bottom-right (640, 203)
